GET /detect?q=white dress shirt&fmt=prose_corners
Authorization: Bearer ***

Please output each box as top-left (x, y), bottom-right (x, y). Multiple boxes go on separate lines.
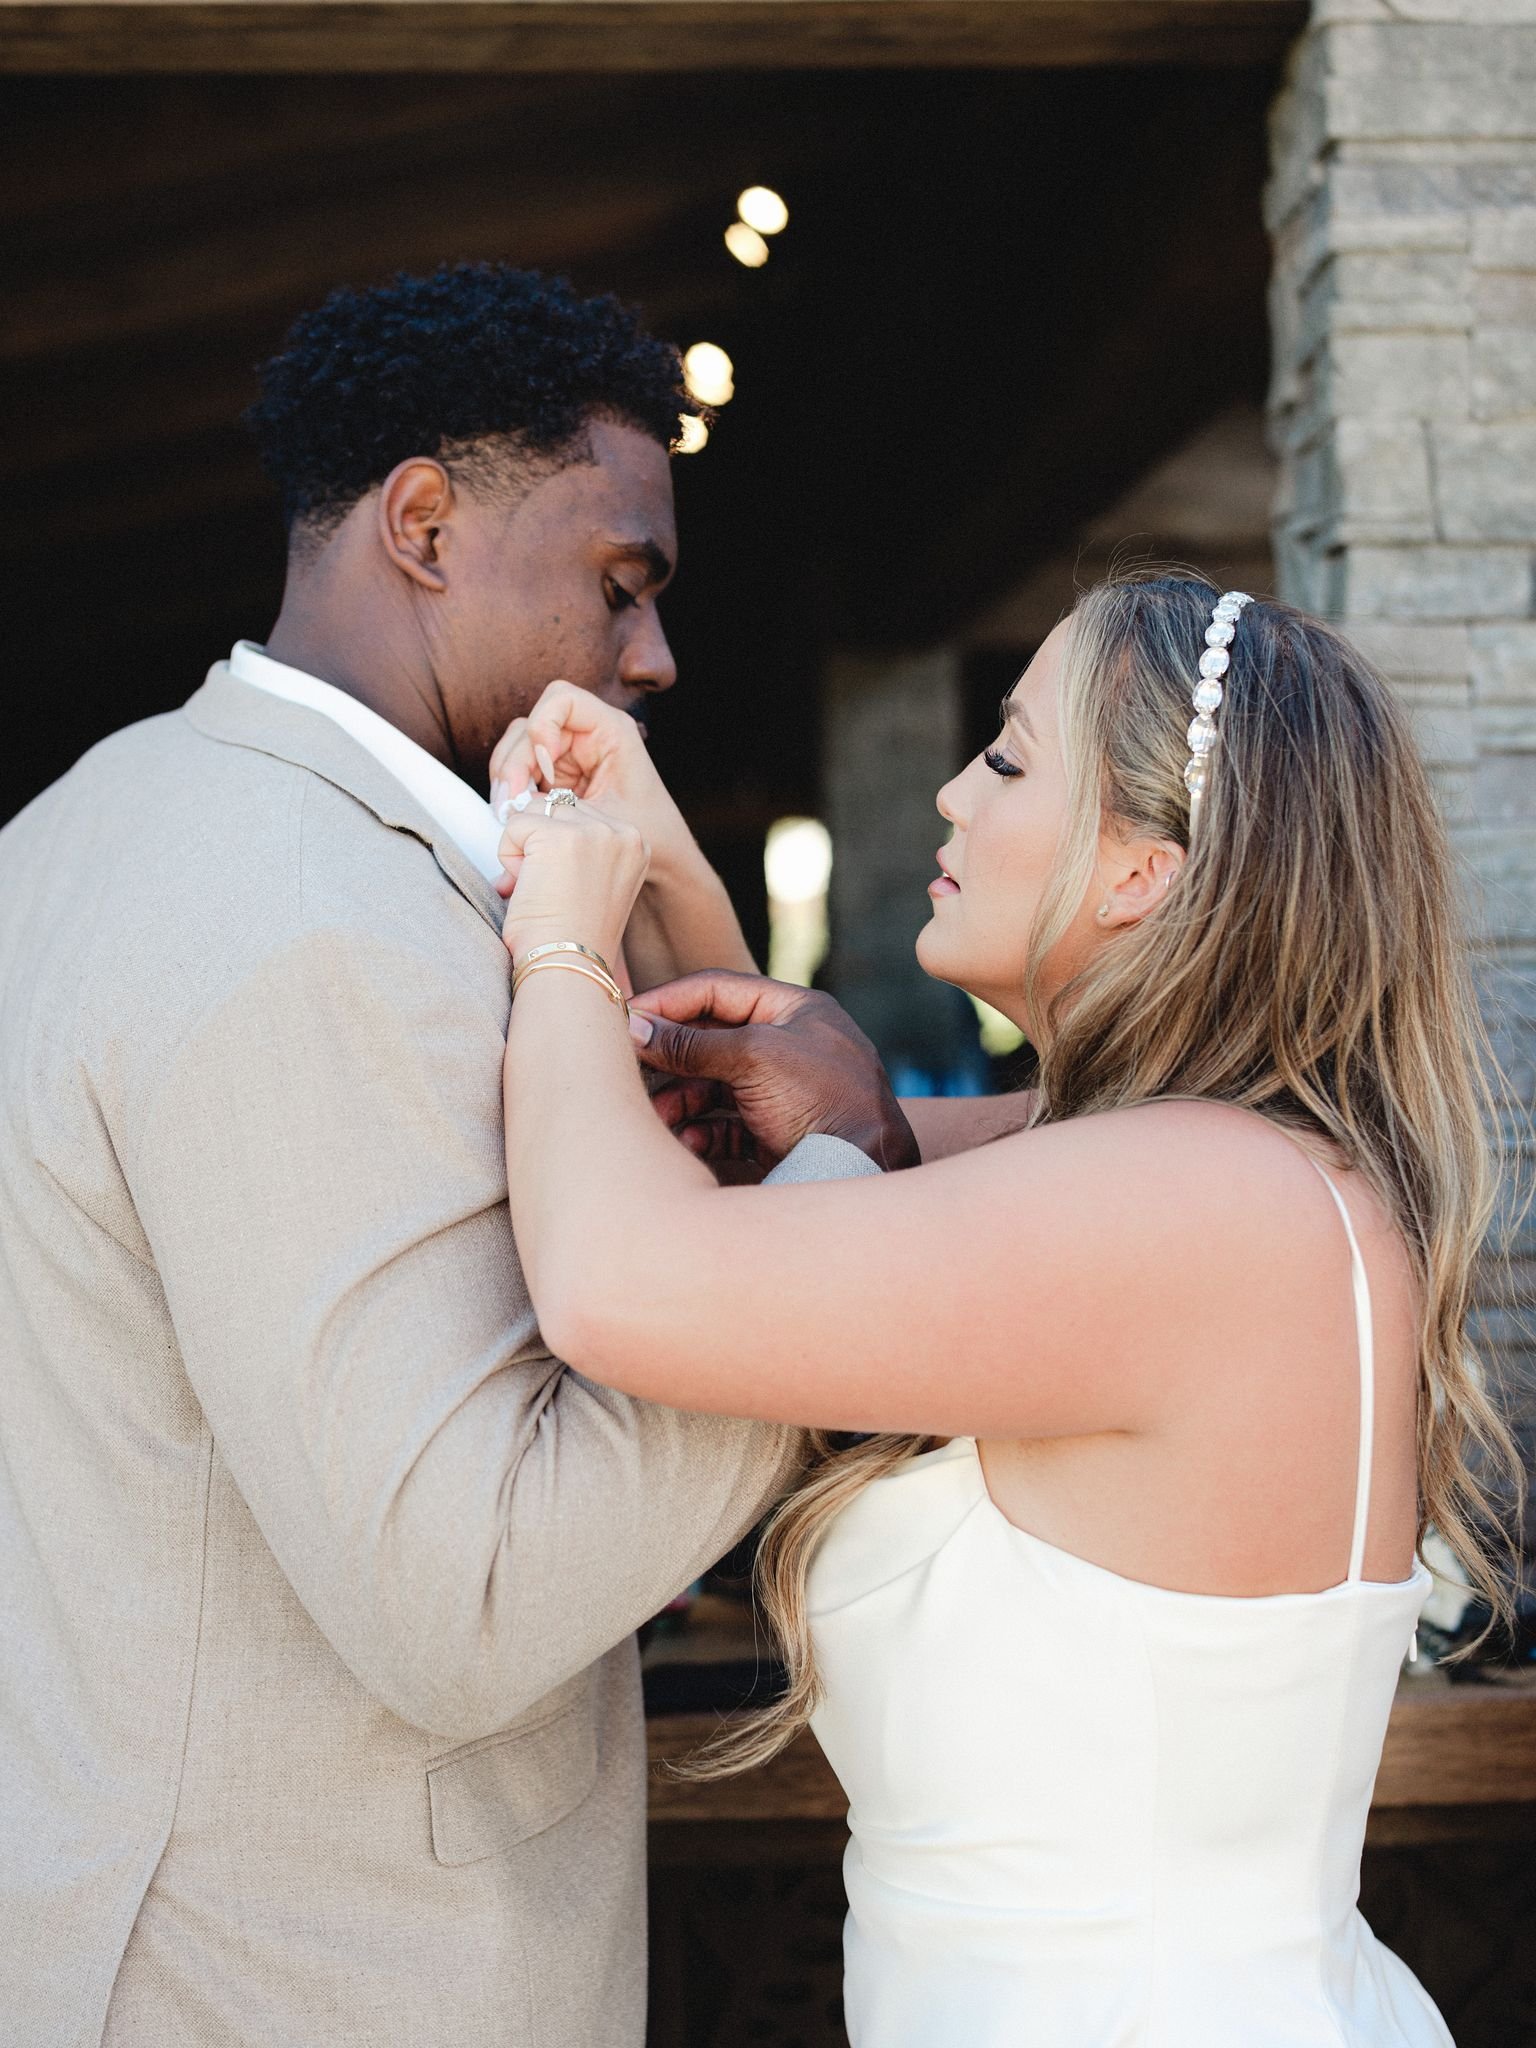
top-left (228, 640), bottom-right (506, 883)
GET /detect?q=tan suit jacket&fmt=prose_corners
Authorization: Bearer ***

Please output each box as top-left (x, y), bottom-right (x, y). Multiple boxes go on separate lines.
top-left (0, 664), bottom-right (867, 2047)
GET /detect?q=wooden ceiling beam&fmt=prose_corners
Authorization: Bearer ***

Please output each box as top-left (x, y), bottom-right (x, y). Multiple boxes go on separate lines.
top-left (0, 1), bottom-right (1308, 76)
top-left (1, 181), bottom-right (694, 363)
top-left (0, 76), bottom-right (573, 221)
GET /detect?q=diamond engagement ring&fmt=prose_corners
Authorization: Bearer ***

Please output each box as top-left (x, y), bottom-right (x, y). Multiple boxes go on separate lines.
top-left (543, 789), bottom-right (578, 817)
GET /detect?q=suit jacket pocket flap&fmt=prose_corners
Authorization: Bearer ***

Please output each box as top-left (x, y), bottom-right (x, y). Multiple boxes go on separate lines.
top-left (427, 1693), bottom-right (598, 1868)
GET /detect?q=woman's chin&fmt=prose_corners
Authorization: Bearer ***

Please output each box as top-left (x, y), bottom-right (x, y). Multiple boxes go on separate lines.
top-left (914, 919), bottom-right (964, 986)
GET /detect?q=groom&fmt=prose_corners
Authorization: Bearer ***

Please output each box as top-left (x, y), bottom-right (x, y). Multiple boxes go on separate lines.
top-left (0, 266), bottom-right (876, 2048)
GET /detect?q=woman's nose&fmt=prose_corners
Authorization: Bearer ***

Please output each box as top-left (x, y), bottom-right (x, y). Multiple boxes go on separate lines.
top-left (936, 770), bottom-right (965, 828)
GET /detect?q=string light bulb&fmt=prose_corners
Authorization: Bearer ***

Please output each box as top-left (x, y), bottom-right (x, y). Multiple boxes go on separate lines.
top-left (682, 342), bottom-right (735, 407)
top-left (765, 818), bottom-right (832, 904)
top-left (737, 186), bottom-right (789, 236)
top-left (724, 221), bottom-right (770, 269)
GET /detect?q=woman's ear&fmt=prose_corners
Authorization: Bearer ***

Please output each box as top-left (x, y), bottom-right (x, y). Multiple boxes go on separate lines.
top-left (1098, 839), bottom-right (1184, 929)
top-left (377, 458), bottom-right (454, 593)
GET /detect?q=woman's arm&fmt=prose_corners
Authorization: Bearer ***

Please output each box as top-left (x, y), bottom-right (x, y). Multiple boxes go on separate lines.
top-left (620, 843), bottom-right (755, 988)
top-left (508, 972), bottom-right (1238, 1440)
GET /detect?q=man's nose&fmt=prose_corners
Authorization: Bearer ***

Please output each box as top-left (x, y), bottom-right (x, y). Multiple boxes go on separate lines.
top-left (620, 609), bottom-right (678, 695)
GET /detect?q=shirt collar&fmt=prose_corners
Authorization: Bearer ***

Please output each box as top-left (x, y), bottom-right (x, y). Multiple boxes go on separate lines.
top-left (228, 641), bottom-right (505, 884)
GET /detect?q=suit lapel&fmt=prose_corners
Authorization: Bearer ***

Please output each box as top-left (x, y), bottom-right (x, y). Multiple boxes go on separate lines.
top-left (183, 663), bottom-right (508, 938)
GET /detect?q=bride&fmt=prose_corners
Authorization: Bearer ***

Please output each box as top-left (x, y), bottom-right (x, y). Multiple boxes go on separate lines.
top-left (487, 574), bottom-right (1517, 2046)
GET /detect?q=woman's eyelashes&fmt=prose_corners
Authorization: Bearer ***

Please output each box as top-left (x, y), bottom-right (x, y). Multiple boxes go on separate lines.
top-left (984, 747), bottom-right (1024, 779)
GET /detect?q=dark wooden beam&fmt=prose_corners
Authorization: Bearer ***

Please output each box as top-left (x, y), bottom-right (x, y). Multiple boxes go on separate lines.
top-left (0, 1), bottom-right (1309, 76)
top-left (0, 178), bottom-right (689, 363)
top-left (0, 76), bottom-right (562, 221)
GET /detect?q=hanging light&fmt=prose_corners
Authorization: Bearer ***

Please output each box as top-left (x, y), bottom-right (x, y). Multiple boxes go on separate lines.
top-left (674, 413), bottom-right (710, 455)
top-left (682, 342), bottom-right (735, 407)
top-left (724, 221), bottom-right (770, 269)
top-left (737, 185), bottom-right (789, 236)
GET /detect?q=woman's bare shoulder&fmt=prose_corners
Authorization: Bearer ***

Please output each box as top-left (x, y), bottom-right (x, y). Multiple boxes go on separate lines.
top-left (982, 1096), bottom-right (1332, 1196)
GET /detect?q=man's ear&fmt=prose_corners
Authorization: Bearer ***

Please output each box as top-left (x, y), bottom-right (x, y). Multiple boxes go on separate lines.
top-left (377, 458), bottom-right (454, 593)
top-left (1101, 839), bottom-right (1185, 929)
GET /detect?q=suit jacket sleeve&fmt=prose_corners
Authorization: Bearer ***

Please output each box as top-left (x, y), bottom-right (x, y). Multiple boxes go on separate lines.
top-left (128, 922), bottom-right (804, 1741)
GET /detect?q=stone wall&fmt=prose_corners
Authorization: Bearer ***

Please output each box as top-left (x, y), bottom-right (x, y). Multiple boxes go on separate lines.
top-left (1267, 1), bottom-right (1536, 1506)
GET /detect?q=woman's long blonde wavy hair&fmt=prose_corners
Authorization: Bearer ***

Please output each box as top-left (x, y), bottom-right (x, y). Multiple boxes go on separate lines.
top-left (682, 572), bottom-right (1525, 1780)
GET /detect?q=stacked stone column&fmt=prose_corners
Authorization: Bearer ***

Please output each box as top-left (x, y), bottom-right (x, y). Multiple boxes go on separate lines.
top-left (1268, 3), bottom-right (1536, 1506)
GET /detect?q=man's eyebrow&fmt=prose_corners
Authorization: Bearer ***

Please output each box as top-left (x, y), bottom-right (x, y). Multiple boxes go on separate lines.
top-left (608, 537), bottom-right (674, 586)
top-left (1000, 689), bottom-right (1037, 742)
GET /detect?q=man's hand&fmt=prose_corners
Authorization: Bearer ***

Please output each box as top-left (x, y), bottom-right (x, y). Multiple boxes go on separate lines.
top-left (629, 972), bottom-right (920, 1172)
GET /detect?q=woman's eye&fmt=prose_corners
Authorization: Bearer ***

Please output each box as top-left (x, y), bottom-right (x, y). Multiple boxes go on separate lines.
top-left (984, 747), bottom-right (1023, 780)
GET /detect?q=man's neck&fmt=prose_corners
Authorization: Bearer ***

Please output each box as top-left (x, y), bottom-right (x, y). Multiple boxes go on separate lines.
top-left (264, 589), bottom-right (456, 773)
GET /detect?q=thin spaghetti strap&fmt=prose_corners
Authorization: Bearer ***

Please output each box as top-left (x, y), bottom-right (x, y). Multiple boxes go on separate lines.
top-left (1307, 1161), bottom-right (1376, 1584)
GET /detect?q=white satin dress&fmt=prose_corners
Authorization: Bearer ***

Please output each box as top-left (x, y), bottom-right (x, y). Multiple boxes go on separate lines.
top-left (807, 1166), bottom-right (1449, 2046)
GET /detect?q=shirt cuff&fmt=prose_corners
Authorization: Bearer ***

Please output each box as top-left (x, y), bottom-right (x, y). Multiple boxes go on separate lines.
top-left (763, 1133), bottom-right (883, 1185)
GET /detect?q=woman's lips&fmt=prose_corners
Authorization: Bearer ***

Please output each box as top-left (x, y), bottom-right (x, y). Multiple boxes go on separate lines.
top-left (929, 856), bottom-right (960, 899)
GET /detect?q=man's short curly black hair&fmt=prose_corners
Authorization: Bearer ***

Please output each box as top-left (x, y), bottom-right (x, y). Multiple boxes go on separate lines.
top-left (246, 263), bottom-right (697, 541)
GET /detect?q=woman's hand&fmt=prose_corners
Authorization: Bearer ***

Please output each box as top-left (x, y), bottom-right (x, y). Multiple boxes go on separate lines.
top-left (490, 682), bottom-right (754, 984)
top-left (490, 681), bottom-right (693, 881)
top-left (629, 972), bottom-right (920, 1172)
top-left (498, 796), bottom-right (649, 969)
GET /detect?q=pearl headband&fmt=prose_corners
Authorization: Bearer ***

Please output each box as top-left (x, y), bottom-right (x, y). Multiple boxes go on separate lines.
top-left (1184, 590), bottom-right (1253, 833)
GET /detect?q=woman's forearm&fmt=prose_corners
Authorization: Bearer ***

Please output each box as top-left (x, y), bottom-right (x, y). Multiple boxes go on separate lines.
top-left (623, 849), bottom-right (755, 988)
top-left (503, 965), bottom-right (715, 1351)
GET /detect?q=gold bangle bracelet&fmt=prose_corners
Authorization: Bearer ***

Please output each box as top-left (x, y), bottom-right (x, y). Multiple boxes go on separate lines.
top-left (512, 956), bottom-right (629, 1019)
top-left (511, 956), bottom-right (621, 999)
top-left (514, 939), bottom-right (617, 978)
top-left (513, 960), bottom-right (625, 1011)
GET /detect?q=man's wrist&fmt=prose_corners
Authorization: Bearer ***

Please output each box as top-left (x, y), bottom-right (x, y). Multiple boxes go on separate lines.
top-left (820, 1107), bottom-right (921, 1173)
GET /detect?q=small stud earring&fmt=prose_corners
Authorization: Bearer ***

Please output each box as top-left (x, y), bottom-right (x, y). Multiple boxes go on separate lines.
top-left (1097, 902), bottom-right (1110, 920)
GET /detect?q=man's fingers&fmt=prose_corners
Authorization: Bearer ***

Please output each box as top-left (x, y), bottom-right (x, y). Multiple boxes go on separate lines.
top-left (677, 1114), bottom-right (756, 1165)
top-left (633, 1016), bottom-right (752, 1082)
top-left (649, 1077), bottom-right (727, 1129)
top-left (633, 970), bottom-right (802, 1031)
